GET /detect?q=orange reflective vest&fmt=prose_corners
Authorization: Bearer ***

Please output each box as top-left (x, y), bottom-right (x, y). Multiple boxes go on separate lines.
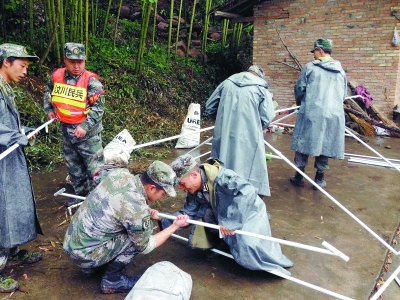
top-left (51, 68), bottom-right (103, 124)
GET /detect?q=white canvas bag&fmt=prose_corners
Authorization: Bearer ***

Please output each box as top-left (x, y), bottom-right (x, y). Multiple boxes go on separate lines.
top-left (175, 103), bottom-right (201, 148)
top-left (124, 261), bottom-right (192, 300)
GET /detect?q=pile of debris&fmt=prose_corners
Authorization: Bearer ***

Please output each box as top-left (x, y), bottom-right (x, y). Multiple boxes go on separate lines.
top-left (343, 83), bottom-right (400, 138)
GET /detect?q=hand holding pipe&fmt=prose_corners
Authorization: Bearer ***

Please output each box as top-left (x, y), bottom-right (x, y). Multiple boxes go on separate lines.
top-left (158, 213), bottom-right (349, 261)
top-left (0, 119), bottom-right (56, 161)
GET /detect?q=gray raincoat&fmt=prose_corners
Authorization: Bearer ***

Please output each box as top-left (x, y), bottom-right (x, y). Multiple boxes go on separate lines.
top-left (162, 159), bottom-right (293, 276)
top-left (291, 58), bottom-right (347, 158)
top-left (0, 75), bottom-right (42, 249)
top-left (206, 72), bottom-right (275, 196)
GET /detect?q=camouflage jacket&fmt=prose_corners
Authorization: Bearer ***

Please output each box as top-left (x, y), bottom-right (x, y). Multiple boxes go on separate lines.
top-left (63, 168), bottom-right (153, 257)
top-left (43, 68), bottom-right (105, 139)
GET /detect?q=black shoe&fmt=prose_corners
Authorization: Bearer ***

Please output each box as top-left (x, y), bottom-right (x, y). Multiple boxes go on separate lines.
top-left (313, 171), bottom-right (327, 190)
top-left (65, 197), bottom-right (84, 207)
top-left (100, 272), bottom-right (140, 294)
top-left (290, 175), bottom-right (304, 186)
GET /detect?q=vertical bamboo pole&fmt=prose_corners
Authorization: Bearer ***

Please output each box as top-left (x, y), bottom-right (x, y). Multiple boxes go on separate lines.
top-left (102, 0), bottom-right (112, 38)
top-left (174, 0), bottom-right (183, 59)
top-left (59, 0), bottom-right (65, 52)
top-left (167, 0), bottom-right (175, 59)
top-left (152, 0), bottom-right (158, 45)
top-left (85, 0), bottom-right (89, 56)
top-left (113, 0), bottom-right (124, 49)
top-left (201, 0), bottom-right (212, 53)
top-left (28, 0), bottom-right (34, 44)
top-left (185, 0), bottom-right (197, 60)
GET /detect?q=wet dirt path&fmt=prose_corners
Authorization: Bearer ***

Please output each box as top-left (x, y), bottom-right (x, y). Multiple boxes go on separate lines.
top-left (3, 131), bottom-right (400, 299)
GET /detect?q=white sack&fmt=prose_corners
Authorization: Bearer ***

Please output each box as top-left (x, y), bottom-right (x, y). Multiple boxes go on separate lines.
top-left (175, 103), bottom-right (201, 148)
top-left (124, 261), bottom-right (192, 300)
top-left (104, 129), bottom-right (136, 167)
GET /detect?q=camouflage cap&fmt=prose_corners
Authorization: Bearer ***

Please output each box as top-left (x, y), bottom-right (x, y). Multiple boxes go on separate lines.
top-left (64, 43), bottom-right (86, 60)
top-left (147, 161), bottom-right (177, 197)
top-left (0, 43), bottom-right (38, 61)
top-left (169, 154), bottom-right (198, 185)
top-left (248, 65), bottom-right (265, 79)
top-left (310, 38), bottom-right (333, 53)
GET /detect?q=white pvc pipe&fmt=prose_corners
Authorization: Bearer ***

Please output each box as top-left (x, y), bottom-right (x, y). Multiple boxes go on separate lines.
top-left (193, 151), bottom-right (211, 160)
top-left (370, 264), bottom-right (400, 300)
top-left (271, 110), bottom-right (298, 125)
top-left (187, 136), bottom-right (213, 155)
top-left (170, 234), bottom-right (354, 300)
top-left (345, 128), bottom-right (400, 173)
top-left (159, 213), bottom-right (349, 260)
top-left (345, 95), bottom-right (364, 100)
top-left (131, 126), bottom-right (215, 150)
top-left (263, 140), bottom-right (399, 255)
top-left (345, 153), bottom-right (400, 163)
top-left (395, 275), bottom-right (400, 287)
top-left (0, 118), bottom-right (56, 161)
top-left (347, 157), bottom-right (400, 169)
top-left (274, 123), bottom-right (295, 127)
top-left (275, 106), bottom-right (300, 113)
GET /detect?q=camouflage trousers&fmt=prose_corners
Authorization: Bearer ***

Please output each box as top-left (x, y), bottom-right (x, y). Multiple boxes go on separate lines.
top-left (67, 234), bottom-right (138, 269)
top-left (294, 151), bottom-right (329, 172)
top-left (0, 247), bottom-right (19, 271)
top-left (62, 131), bottom-right (104, 196)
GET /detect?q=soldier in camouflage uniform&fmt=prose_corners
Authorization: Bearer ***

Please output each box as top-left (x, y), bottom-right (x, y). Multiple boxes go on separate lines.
top-left (0, 44), bottom-right (43, 293)
top-left (63, 158), bottom-right (189, 294)
top-left (43, 43), bottom-right (105, 206)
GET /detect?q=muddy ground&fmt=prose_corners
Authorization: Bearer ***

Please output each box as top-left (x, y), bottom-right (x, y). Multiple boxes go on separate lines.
top-left (2, 131), bottom-right (400, 300)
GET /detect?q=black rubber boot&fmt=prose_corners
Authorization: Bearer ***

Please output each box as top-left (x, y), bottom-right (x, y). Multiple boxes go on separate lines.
top-left (290, 167), bottom-right (305, 187)
top-left (100, 260), bottom-right (140, 294)
top-left (313, 170), bottom-right (327, 190)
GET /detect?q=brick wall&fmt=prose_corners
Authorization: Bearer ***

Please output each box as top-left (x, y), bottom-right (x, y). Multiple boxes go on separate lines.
top-left (253, 0), bottom-right (400, 116)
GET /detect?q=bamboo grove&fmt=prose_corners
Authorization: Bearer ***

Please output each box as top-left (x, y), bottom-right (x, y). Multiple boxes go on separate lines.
top-left (0, 0), bottom-right (247, 75)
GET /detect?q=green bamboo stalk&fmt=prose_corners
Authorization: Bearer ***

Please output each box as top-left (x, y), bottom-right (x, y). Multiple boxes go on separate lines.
top-left (135, 0), bottom-right (147, 73)
top-left (113, 0), bottom-right (124, 49)
top-left (44, 0), bottom-right (53, 40)
top-left (102, 0), bottom-right (112, 38)
top-left (50, 0), bottom-right (61, 63)
top-left (85, 0), bottom-right (89, 56)
top-left (29, 0), bottom-right (34, 44)
top-left (152, 0), bottom-right (158, 45)
top-left (136, 0), bottom-right (153, 74)
top-left (37, 4), bottom-right (60, 74)
top-left (201, 0), bottom-right (212, 53)
top-left (237, 23), bottom-right (243, 46)
top-left (174, 0), bottom-right (183, 60)
top-left (222, 18), bottom-right (229, 47)
top-left (72, 0), bottom-right (78, 41)
top-left (185, 0), bottom-right (197, 60)
top-left (139, 1), bottom-right (153, 73)
top-left (0, 0), bottom-right (5, 39)
top-left (167, 0), bottom-right (174, 59)
top-left (79, 0), bottom-right (83, 42)
top-left (59, 0), bottom-right (65, 52)
top-left (94, 0), bottom-right (99, 36)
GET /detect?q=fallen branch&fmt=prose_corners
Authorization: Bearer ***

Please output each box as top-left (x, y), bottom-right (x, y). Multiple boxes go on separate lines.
top-left (344, 107), bottom-right (400, 134)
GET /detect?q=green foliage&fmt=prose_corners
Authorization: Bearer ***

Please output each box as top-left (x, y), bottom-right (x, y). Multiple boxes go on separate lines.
top-left (2, 3), bottom-right (252, 171)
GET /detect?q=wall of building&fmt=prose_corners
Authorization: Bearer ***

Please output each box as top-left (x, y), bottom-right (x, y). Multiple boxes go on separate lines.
top-left (253, 0), bottom-right (400, 116)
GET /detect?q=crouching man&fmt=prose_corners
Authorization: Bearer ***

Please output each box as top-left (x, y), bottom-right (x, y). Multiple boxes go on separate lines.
top-left (158, 154), bottom-right (293, 275)
top-left (63, 144), bottom-right (189, 294)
